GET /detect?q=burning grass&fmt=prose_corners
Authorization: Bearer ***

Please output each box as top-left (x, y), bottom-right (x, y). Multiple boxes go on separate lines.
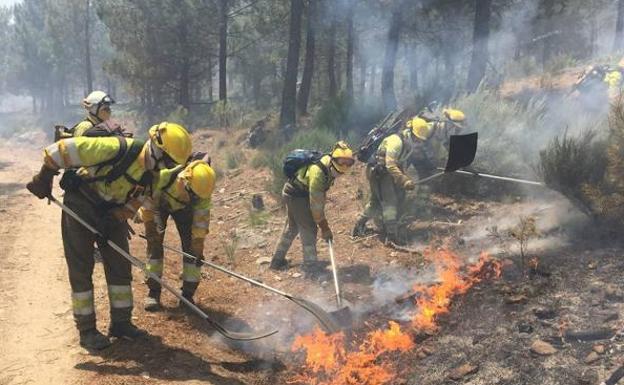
top-left (290, 249), bottom-right (502, 385)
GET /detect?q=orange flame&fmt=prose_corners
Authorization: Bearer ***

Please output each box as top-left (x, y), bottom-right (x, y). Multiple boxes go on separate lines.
top-left (291, 249), bottom-right (501, 385)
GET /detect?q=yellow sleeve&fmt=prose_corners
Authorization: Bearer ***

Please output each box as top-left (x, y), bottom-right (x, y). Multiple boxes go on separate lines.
top-left (191, 198), bottom-right (211, 240)
top-left (72, 121), bottom-right (95, 137)
top-left (382, 135), bottom-right (411, 186)
top-left (43, 137), bottom-right (124, 170)
top-left (307, 164), bottom-right (328, 224)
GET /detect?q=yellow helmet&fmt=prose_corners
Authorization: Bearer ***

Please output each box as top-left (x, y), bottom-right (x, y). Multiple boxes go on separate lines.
top-left (181, 160), bottom-right (216, 199)
top-left (443, 108), bottom-right (466, 123)
top-left (407, 117), bottom-right (432, 140)
top-left (148, 122), bottom-right (192, 165)
top-left (330, 141), bottom-right (355, 174)
top-left (618, 57), bottom-right (624, 68)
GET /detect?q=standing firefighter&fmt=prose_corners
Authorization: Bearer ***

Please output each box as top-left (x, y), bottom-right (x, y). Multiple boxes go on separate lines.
top-left (26, 122), bottom-right (192, 350)
top-left (141, 158), bottom-right (215, 311)
top-left (269, 142), bottom-right (355, 277)
top-left (55, 91), bottom-right (128, 140)
top-left (352, 117), bottom-right (433, 245)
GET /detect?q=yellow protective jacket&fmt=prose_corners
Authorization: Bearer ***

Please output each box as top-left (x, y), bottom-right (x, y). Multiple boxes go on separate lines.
top-left (292, 155), bottom-right (335, 224)
top-left (374, 130), bottom-right (415, 187)
top-left (141, 166), bottom-right (211, 255)
top-left (73, 116), bottom-right (98, 137)
top-left (43, 137), bottom-right (150, 214)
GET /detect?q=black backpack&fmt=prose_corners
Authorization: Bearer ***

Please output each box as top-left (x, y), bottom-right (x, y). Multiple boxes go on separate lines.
top-left (283, 149), bottom-right (325, 179)
top-left (59, 137), bottom-right (147, 193)
top-left (54, 121), bottom-right (132, 142)
top-left (356, 110), bottom-right (405, 163)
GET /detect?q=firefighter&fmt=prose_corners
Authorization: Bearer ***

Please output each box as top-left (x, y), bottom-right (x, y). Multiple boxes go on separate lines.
top-left (141, 158), bottom-right (215, 311)
top-left (56, 91), bottom-right (127, 140)
top-left (26, 122), bottom-right (192, 350)
top-left (351, 117), bottom-right (433, 245)
top-left (269, 141), bottom-right (355, 277)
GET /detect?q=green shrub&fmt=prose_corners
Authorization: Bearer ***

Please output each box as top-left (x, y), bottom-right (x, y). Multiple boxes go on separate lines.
top-left (165, 105), bottom-right (190, 128)
top-left (248, 209), bottom-right (270, 227)
top-left (226, 151), bottom-right (246, 169)
top-left (250, 152), bottom-right (270, 169)
top-left (538, 130), bottom-right (608, 217)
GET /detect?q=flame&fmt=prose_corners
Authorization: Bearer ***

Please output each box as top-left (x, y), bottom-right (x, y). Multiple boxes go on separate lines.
top-left (291, 249), bottom-right (501, 385)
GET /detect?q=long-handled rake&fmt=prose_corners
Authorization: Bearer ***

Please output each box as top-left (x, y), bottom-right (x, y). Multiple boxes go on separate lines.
top-left (327, 240), bottom-right (352, 327)
top-left (48, 195), bottom-right (278, 341)
top-left (139, 235), bottom-right (342, 334)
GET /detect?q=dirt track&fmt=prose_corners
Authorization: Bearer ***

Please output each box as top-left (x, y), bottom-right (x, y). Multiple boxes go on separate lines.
top-left (0, 143), bottom-right (80, 385)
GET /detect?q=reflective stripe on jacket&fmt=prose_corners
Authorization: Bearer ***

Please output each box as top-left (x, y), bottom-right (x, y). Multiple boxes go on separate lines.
top-left (43, 137), bottom-right (149, 206)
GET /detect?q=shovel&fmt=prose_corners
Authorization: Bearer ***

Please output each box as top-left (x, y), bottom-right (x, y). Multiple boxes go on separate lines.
top-left (327, 240), bottom-right (353, 327)
top-left (141, 235), bottom-right (342, 334)
top-left (415, 132), bottom-right (479, 184)
top-left (47, 196), bottom-right (278, 341)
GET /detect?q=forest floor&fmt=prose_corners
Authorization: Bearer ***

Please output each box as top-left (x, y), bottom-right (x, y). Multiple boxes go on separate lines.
top-left (2, 128), bottom-right (624, 385)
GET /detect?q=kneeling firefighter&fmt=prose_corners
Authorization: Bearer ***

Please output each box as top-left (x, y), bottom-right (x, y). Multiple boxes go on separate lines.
top-left (26, 122), bottom-right (192, 350)
top-left (352, 117), bottom-right (433, 245)
top-left (270, 141), bottom-right (355, 277)
top-left (140, 157), bottom-right (216, 311)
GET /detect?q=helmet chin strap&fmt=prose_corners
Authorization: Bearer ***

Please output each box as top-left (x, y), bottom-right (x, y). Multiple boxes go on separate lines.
top-left (147, 141), bottom-right (165, 171)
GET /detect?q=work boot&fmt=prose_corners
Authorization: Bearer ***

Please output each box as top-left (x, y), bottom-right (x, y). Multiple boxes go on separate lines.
top-left (178, 291), bottom-right (196, 310)
top-left (144, 290), bottom-right (161, 312)
top-left (79, 328), bottom-right (112, 350)
top-left (384, 223), bottom-right (405, 246)
top-left (269, 258), bottom-right (289, 271)
top-left (109, 321), bottom-right (147, 340)
top-left (351, 216), bottom-right (369, 237)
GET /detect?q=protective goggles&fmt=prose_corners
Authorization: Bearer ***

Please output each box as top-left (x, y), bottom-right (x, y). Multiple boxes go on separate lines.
top-left (332, 157), bottom-right (355, 168)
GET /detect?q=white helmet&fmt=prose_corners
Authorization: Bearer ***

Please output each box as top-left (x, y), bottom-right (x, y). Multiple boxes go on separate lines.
top-left (82, 90), bottom-right (115, 117)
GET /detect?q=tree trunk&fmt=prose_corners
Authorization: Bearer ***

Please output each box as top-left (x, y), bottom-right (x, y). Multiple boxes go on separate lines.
top-left (279, 0), bottom-right (304, 130)
top-left (381, 4), bottom-right (402, 112)
top-left (408, 45), bottom-right (418, 92)
top-left (346, 0), bottom-right (355, 101)
top-left (369, 64), bottom-right (376, 96)
top-left (466, 0), bottom-right (491, 92)
top-left (615, 0), bottom-right (624, 51)
top-left (327, 12), bottom-right (337, 98)
top-left (179, 62), bottom-right (190, 109)
top-left (219, 0), bottom-right (228, 102)
top-left (540, 0), bottom-right (554, 68)
top-left (85, 0), bottom-right (93, 93)
top-left (208, 56), bottom-right (214, 102)
top-left (358, 45), bottom-right (367, 97)
top-left (297, 0), bottom-right (317, 115)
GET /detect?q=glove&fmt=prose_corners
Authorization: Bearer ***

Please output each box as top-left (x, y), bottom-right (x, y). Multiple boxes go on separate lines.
top-left (318, 219), bottom-right (333, 241)
top-left (26, 165), bottom-right (58, 199)
top-left (403, 180), bottom-right (416, 191)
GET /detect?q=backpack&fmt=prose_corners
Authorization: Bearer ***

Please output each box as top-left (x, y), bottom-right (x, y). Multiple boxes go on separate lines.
top-left (283, 149), bottom-right (325, 179)
top-left (356, 110), bottom-right (405, 163)
top-left (60, 137), bottom-right (146, 193)
top-left (54, 120), bottom-right (132, 142)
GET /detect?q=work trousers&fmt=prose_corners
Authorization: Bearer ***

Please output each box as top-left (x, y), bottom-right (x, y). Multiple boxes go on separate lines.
top-left (362, 165), bottom-right (407, 234)
top-left (61, 190), bottom-right (132, 331)
top-left (273, 184), bottom-right (318, 266)
top-left (144, 206), bottom-right (203, 297)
